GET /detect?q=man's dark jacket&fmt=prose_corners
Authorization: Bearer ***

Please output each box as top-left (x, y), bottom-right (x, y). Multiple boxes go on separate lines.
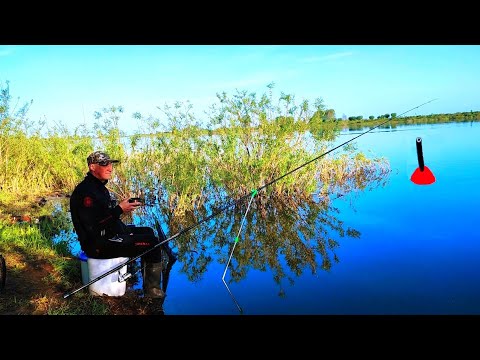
top-left (70, 172), bottom-right (127, 258)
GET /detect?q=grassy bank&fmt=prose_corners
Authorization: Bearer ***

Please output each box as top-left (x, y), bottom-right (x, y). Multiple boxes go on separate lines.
top-left (0, 217), bottom-right (168, 315)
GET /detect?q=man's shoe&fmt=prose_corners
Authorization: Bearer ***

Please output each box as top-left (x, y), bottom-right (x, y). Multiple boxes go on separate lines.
top-left (144, 287), bottom-right (165, 299)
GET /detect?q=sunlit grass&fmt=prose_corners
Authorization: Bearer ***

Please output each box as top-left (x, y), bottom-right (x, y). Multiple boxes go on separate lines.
top-left (0, 219), bottom-right (117, 315)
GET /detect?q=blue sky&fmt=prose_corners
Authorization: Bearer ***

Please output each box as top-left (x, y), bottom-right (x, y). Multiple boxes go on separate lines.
top-left (1, 45), bottom-right (479, 135)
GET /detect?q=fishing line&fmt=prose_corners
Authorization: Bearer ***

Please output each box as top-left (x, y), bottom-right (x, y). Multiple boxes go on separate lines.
top-left (221, 189), bottom-right (257, 313)
top-left (63, 98), bottom-right (437, 299)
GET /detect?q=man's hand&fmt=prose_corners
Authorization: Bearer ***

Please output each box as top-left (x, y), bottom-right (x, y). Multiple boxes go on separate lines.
top-left (118, 197), bottom-right (143, 213)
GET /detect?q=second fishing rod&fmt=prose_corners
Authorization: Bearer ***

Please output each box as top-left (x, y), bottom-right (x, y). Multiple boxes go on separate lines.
top-left (63, 98), bottom-right (437, 299)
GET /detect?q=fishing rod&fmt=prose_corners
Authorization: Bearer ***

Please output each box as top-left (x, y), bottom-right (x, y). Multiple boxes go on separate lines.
top-left (63, 98), bottom-right (437, 299)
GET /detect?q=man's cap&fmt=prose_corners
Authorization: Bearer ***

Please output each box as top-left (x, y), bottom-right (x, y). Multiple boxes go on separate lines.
top-left (87, 151), bottom-right (120, 165)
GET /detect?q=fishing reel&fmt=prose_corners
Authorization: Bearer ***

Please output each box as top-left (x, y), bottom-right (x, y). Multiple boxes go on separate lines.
top-left (118, 271), bottom-right (133, 282)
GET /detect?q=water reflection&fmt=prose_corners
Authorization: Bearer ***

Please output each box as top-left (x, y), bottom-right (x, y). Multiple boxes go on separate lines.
top-left (134, 170), bottom-right (387, 302)
top-left (175, 193), bottom-right (359, 289)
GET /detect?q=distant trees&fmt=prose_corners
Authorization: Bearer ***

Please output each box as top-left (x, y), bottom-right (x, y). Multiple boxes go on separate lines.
top-left (343, 112), bottom-right (398, 121)
top-left (348, 116), bottom-right (363, 121)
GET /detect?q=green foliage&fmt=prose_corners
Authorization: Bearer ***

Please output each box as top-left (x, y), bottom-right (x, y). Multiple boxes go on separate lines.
top-left (0, 81), bottom-right (96, 198)
top-left (340, 110), bottom-right (480, 132)
top-left (205, 86), bottom-right (327, 196)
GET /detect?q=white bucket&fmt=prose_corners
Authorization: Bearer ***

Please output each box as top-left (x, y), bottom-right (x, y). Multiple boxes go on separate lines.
top-left (87, 256), bottom-right (129, 297)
